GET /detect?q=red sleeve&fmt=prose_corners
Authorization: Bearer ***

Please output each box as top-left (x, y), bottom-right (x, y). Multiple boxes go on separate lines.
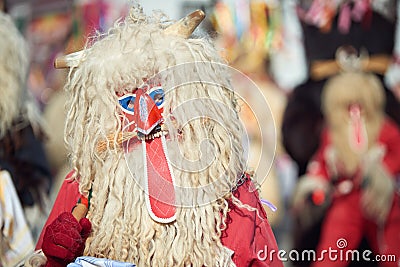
top-left (379, 119), bottom-right (400, 175)
top-left (35, 171), bottom-right (80, 250)
top-left (306, 128), bottom-right (330, 180)
top-left (221, 179), bottom-right (284, 267)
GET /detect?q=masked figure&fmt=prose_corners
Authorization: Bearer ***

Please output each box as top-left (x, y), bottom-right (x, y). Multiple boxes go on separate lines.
top-left (293, 69), bottom-right (400, 267)
top-left (32, 6), bottom-right (283, 267)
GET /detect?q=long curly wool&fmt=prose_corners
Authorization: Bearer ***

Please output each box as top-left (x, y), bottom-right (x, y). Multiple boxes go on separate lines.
top-left (64, 6), bottom-right (246, 267)
top-left (0, 11), bottom-right (29, 138)
top-left (0, 11), bottom-right (44, 138)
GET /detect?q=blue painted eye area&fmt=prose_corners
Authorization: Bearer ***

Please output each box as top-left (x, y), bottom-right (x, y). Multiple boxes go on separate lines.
top-left (118, 86), bottom-right (164, 114)
top-left (118, 94), bottom-right (136, 114)
top-left (148, 86), bottom-right (165, 108)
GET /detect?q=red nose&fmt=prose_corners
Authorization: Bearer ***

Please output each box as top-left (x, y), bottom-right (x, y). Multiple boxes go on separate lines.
top-left (133, 88), bottom-right (163, 135)
top-left (348, 103), bottom-right (366, 151)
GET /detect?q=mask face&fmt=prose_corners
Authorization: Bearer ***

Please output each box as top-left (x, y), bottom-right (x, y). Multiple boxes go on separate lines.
top-left (118, 85), bottom-right (165, 135)
top-left (118, 84), bottom-right (175, 224)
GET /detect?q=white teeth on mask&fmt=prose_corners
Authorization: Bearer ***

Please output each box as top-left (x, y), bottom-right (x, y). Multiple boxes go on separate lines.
top-left (138, 129), bottom-right (168, 141)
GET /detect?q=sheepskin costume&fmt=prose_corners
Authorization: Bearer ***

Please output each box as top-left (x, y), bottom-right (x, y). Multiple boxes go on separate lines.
top-left (322, 72), bottom-right (385, 176)
top-left (35, 6), bottom-right (283, 267)
top-left (293, 71), bottom-right (400, 267)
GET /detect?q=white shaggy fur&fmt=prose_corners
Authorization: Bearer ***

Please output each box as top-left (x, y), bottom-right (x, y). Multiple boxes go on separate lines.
top-left (64, 6), bottom-right (248, 266)
top-left (0, 11), bottom-right (43, 138)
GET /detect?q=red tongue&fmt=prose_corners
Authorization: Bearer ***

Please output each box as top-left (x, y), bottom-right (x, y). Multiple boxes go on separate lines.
top-left (144, 137), bottom-right (176, 223)
top-left (349, 104), bottom-right (366, 152)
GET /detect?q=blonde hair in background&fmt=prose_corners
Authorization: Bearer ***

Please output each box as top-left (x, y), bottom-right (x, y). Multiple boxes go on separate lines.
top-left (0, 11), bottom-right (44, 138)
top-left (0, 11), bottom-right (29, 138)
top-left (64, 6), bottom-right (247, 266)
top-left (322, 71), bottom-right (385, 175)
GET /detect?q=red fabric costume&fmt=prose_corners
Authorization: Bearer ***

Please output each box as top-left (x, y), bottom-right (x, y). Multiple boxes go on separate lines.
top-left (36, 173), bottom-right (283, 267)
top-left (35, 7), bottom-right (284, 267)
top-left (307, 119), bottom-right (400, 267)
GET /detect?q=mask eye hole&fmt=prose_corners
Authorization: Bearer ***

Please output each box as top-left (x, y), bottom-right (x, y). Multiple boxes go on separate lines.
top-left (118, 94), bottom-right (136, 114)
top-left (148, 86), bottom-right (165, 108)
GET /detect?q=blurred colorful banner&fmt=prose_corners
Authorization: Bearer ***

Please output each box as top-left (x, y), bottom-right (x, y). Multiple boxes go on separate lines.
top-left (211, 0), bottom-right (282, 72)
top-left (7, 0), bottom-right (128, 107)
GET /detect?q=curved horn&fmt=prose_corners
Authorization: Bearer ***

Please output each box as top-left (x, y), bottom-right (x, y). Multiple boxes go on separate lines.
top-left (54, 9), bottom-right (206, 69)
top-left (164, 9), bottom-right (205, 38)
top-left (54, 50), bottom-right (86, 69)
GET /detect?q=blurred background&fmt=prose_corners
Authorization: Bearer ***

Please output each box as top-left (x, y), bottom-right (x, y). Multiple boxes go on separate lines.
top-left (1, 0), bottom-right (399, 266)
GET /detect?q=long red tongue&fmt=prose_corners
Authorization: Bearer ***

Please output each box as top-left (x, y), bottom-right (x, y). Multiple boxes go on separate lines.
top-left (349, 104), bottom-right (366, 152)
top-left (144, 136), bottom-right (176, 223)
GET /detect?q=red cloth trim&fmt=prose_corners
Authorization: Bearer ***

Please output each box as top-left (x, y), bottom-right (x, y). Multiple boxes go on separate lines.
top-left (36, 171), bottom-right (81, 250)
top-left (221, 179), bottom-right (283, 267)
top-left (306, 129), bottom-right (330, 180)
top-left (38, 172), bottom-right (283, 266)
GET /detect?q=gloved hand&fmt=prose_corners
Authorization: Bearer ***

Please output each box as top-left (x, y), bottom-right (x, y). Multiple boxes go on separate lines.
top-left (292, 175), bottom-right (332, 231)
top-left (42, 212), bottom-right (91, 267)
top-left (361, 145), bottom-right (395, 225)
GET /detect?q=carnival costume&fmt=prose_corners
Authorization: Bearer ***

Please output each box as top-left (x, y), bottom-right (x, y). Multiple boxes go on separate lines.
top-left (32, 7), bottom-right (283, 267)
top-left (293, 69), bottom-right (400, 267)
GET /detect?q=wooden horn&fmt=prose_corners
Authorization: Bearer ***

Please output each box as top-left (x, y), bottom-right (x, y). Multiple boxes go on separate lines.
top-left (54, 50), bottom-right (86, 69)
top-left (163, 9), bottom-right (205, 37)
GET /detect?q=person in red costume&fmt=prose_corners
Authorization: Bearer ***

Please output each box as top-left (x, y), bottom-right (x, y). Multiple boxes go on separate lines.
top-left (293, 70), bottom-right (400, 267)
top-left (28, 5), bottom-right (283, 267)
top-left (35, 172), bottom-right (282, 267)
